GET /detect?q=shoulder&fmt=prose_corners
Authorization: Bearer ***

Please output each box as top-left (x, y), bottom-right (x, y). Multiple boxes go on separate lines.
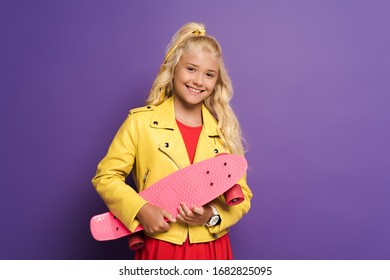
top-left (129, 104), bottom-right (155, 115)
top-left (125, 104), bottom-right (156, 127)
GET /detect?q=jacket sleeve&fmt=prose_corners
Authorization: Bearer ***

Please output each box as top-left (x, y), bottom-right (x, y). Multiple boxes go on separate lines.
top-left (207, 173), bottom-right (252, 234)
top-left (91, 113), bottom-right (147, 232)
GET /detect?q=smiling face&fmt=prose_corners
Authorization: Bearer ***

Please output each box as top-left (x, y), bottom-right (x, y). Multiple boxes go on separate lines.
top-left (172, 50), bottom-right (219, 111)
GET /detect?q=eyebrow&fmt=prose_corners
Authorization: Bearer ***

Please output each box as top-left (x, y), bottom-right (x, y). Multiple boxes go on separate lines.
top-left (185, 63), bottom-right (218, 74)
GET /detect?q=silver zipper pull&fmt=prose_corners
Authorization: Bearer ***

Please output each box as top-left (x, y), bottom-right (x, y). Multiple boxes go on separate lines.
top-left (143, 170), bottom-right (150, 183)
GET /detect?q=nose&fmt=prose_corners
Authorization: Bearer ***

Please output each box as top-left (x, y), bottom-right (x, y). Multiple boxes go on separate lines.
top-left (193, 72), bottom-right (203, 86)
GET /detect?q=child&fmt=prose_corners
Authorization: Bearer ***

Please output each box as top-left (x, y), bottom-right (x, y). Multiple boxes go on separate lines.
top-left (92, 22), bottom-right (252, 260)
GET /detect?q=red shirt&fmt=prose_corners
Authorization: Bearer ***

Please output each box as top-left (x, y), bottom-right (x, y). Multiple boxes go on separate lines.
top-left (176, 119), bottom-right (202, 164)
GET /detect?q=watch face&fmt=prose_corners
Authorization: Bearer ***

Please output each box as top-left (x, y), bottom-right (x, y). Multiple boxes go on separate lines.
top-left (209, 215), bottom-right (220, 226)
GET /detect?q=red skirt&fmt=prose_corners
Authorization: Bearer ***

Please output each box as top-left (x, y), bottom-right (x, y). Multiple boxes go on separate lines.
top-left (135, 234), bottom-right (233, 260)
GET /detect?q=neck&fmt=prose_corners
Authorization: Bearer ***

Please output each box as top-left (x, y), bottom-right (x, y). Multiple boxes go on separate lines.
top-left (173, 97), bottom-right (203, 127)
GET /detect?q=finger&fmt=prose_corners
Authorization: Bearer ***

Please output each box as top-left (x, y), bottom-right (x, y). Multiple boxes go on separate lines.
top-left (161, 209), bottom-right (176, 223)
top-left (177, 205), bottom-right (195, 223)
top-left (159, 220), bottom-right (170, 231)
top-left (192, 206), bottom-right (204, 215)
top-left (153, 217), bottom-right (170, 233)
top-left (176, 213), bottom-right (185, 222)
top-left (177, 213), bottom-right (194, 224)
top-left (180, 202), bottom-right (193, 217)
top-left (145, 222), bottom-right (168, 235)
top-left (177, 205), bottom-right (189, 220)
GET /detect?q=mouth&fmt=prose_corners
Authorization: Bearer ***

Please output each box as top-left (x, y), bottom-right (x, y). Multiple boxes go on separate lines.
top-left (186, 85), bottom-right (204, 94)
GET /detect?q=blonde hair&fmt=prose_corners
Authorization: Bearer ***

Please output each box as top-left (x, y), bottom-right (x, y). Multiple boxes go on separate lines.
top-left (146, 22), bottom-right (245, 155)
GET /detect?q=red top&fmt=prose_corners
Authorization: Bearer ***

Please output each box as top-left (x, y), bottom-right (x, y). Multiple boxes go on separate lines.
top-left (176, 119), bottom-right (202, 164)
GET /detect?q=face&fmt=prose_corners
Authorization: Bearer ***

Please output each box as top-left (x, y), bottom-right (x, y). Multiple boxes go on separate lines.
top-left (172, 50), bottom-right (219, 110)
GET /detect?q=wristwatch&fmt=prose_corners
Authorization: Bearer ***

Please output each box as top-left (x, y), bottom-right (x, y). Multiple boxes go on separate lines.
top-left (205, 204), bottom-right (220, 227)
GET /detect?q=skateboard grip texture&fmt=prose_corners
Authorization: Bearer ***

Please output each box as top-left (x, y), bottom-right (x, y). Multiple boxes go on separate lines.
top-left (90, 154), bottom-right (247, 244)
top-left (138, 154), bottom-right (247, 217)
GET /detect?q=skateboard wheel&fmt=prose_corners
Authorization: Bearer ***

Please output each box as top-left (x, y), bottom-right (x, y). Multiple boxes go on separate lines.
top-left (128, 232), bottom-right (145, 250)
top-left (224, 184), bottom-right (245, 206)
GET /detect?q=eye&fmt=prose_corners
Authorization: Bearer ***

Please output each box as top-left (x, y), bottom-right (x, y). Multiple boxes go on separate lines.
top-left (187, 66), bottom-right (195, 72)
top-left (206, 72), bottom-right (216, 78)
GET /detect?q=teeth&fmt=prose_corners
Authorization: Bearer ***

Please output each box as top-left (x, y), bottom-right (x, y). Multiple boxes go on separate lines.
top-left (188, 87), bottom-right (202, 93)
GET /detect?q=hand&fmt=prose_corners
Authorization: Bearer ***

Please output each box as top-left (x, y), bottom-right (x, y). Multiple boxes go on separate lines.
top-left (136, 204), bottom-right (176, 235)
top-left (176, 202), bottom-right (213, 226)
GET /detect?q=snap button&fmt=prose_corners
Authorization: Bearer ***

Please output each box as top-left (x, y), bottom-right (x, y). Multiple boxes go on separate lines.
top-left (165, 143), bottom-right (169, 148)
top-left (153, 121), bottom-right (158, 125)
top-left (214, 149), bottom-right (219, 154)
top-left (212, 233), bottom-right (218, 239)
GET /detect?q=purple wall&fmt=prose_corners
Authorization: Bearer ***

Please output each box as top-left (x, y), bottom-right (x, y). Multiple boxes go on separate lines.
top-left (1, 0), bottom-right (389, 259)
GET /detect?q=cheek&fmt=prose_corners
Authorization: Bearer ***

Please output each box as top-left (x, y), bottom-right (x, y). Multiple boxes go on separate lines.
top-left (173, 70), bottom-right (188, 84)
top-left (172, 78), bottom-right (179, 91)
top-left (207, 80), bottom-right (218, 91)
top-left (172, 71), bottom-right (180, 84)
top-left (173, 75), bottom-right (186, 92)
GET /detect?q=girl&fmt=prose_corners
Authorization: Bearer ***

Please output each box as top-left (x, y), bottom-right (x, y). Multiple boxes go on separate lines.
top-left (92, 22), bottom-right (252, 260)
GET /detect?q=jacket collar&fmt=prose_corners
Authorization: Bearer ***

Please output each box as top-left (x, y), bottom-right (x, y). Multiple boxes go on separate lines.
top-left (150, 96), bottom-right (176, 130)
top-left (150, 96), bottom-right (219, 137)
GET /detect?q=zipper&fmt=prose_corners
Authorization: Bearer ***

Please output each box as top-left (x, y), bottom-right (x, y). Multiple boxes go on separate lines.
top-left (143, 169), bottom-right (150, 187)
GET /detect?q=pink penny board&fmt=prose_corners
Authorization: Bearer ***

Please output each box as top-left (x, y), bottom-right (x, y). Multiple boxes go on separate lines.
top-left (90, 154), bottom-right (246, 245)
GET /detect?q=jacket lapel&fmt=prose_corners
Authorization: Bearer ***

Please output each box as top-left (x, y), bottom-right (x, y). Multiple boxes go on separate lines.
top-left (159, 128), bottom-right (191, 169)
top-left (151, 97), bottom-right (226, 168)
top-left (193, 104), bottom-right (227, 163)
top-left (151, 97), bottom-right (190, 169)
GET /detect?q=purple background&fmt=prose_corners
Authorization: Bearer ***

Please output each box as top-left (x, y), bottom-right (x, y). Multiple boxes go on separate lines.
top-left (1, 0), bottom-right (389, 260)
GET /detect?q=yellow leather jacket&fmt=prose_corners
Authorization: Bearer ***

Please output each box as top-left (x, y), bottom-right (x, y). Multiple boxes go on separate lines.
top-left (92, 96), bottom-right (252, 245)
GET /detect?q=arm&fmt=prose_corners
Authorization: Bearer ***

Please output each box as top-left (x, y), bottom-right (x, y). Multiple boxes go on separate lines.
top-left (92, 113), bottom-right (176, 233)
top-left (92, 113), bottom-right (147, 232)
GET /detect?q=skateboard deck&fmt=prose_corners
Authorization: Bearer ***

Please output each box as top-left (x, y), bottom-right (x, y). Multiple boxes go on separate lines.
top-left (90, 154), bottom-right (246, 247)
